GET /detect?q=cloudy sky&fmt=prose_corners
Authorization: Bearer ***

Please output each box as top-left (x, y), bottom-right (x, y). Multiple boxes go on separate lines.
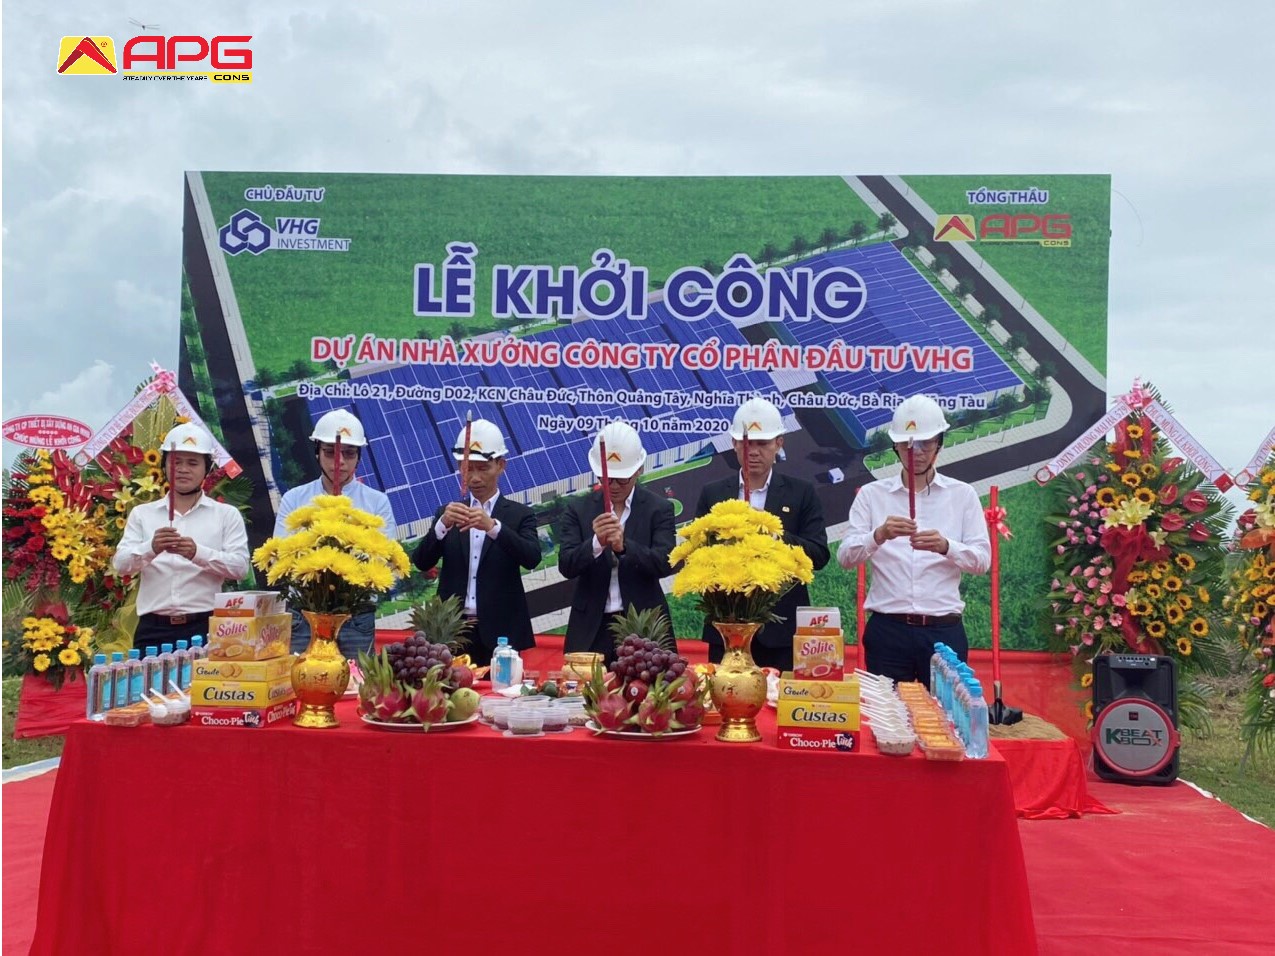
top-left (3, 0), bottom-right (1272, 481)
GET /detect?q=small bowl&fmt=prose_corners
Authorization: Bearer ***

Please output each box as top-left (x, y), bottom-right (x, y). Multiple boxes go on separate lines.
top-left (507, 709), bottom-right (545, 735)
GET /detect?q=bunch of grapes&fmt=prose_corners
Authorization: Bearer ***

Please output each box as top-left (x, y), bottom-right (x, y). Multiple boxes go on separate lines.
top-left (386, 632), bottom-right (453, 687)
top-left (609, 635), bottom-right (686, 684)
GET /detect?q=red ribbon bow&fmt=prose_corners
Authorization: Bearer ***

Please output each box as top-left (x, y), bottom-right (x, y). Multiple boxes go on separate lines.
top-left (984, 505), bottom-right (1012, 540)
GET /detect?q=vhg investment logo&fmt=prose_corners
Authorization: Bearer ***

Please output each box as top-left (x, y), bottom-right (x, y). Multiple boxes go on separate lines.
top-left (56, 33), bottom-right (252, 84)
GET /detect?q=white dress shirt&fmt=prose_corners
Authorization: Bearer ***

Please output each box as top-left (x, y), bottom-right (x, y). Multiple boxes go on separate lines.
top-left (113, 495), bottom-right (250, 616)
top-left (836, 472), bottom-right (990, 615)
top-left (590, 487), bottom-right (635, 613)
top-left (737, 469), bottom-right (773, 512)
top-left (434, 493), bottom-right (503, 615)
top-left (274, 477), bottom-right (397, 539)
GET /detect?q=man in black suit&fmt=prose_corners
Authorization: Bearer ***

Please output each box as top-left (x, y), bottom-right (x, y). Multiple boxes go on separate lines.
top-left (559, 422), bottom-right (675, 664)
top-left (694, 397), bottom-right (829, 672)
top-left (412, 419), bottom-right (541, 667)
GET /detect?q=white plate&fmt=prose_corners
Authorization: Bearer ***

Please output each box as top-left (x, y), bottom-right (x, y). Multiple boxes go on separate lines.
top-left (359, 713), bottom-right (480, 732)
top-left (584, 719), bottom-right (702, 740)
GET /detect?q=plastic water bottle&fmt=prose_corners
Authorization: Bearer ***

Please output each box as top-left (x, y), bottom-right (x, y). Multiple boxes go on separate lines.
top-left (108, 652), bottom-right (129, 709)
top-left (158, 643), bottom-right (176, 696)
top-left (86, 654), bottom-right (110, 721)
top-left (125, 649), bottom-right (145, 705)
top-left (967, 679), bottom-right (990, 759)
top-left (190, 635), bottom-right (207, 661)
top-left (491, 637), bottom-right (519, 691)
top-left (175, 640), bottom-right (192, 690)
top-left (143, 646), bottom-right (162, 697)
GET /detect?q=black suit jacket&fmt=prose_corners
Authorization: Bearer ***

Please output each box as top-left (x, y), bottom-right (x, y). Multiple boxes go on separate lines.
top-left (558, 486), bottom-right (675, 654)
top-left (694, 473), bottom-right (830, 652)
top-left (412, 495), bottom-right (541, 652)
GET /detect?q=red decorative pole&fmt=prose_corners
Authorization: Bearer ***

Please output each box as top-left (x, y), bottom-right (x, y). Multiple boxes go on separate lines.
top-left (459, 411), bottom-right (473, 501)
top-left (906, 439), bottom-right (916, 521)
top-left (985, 485), bottom-right (1021, 724)
top-left (166, 439), bottom-right (176, 523)
top-left (599, 437), bottom-right (613, 513)
top-left (332, 433), bottom-right (343, 496)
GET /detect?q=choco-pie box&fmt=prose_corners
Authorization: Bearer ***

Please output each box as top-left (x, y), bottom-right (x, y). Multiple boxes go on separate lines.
top-left (792, 607), bottom-right (844, 681)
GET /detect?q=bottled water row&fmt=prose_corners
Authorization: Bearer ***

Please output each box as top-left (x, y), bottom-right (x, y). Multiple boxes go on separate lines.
top-left (86, 638), bottom-right (208, 721)
top-left (929, 643), bottom-right (989, 759)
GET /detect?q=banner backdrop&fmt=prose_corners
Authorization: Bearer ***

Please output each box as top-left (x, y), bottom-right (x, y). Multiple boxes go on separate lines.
top-left (181, 173), bottom-right (1111, 648)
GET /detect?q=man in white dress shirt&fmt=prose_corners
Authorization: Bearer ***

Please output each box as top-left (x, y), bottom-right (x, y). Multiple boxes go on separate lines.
top-left (113, 423), bottom-right (249, 652)
top-left (837, 395), bottom-right (990, 687)
top-left (275, 408), bottom-right (397, 658)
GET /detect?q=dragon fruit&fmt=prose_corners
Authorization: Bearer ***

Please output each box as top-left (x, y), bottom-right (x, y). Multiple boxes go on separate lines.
top-left (673, 698), bottom-right (705, 730)
top-left (409, 666), bottom-right (449, 725)
top-left (358, 648), bottom-right (413, 722)
top-left (592, 691), bottom-right (632, 732)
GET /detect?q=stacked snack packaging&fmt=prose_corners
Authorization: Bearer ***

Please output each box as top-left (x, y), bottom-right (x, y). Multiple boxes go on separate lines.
top-left (777, 607), bottom-right (860, 752)
top-left (191, 592), bottom-right (298, 727)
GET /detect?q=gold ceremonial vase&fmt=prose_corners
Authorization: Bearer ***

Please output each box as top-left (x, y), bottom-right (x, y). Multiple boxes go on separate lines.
top-left (708, 622), bottom-right (766, 743)
top-left (291, 611), bottom-right (351, 729)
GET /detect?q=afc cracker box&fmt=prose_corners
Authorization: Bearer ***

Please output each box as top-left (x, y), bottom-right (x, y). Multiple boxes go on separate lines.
top-left (213, 591), bottom-right (285, 617)
top-left (190, 675), bottom-right (296, 709)
top-left (777, 727), bottom-right (860, 752)
top-left (793, 607), bottom-right (844, 681)
top-left (190, 699), bottom-right (299, 728)
top-left (191, 655), bottom-right (296, 683)
top-left (208, 613), bottom-right (291, 660)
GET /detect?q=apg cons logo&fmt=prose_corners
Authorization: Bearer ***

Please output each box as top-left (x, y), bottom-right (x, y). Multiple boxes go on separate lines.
top-left (57, 33), bottom-right (252, 83)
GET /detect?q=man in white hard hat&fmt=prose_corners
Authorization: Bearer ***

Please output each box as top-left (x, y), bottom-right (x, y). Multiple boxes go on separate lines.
top-left (837, 394), bottom-right (990, 686)
top-left (693, 397), bottom-right (830, 672)
top-left (113, 423), bottom-right (250, 652)
top-left (276, 408), bottom-right (397, 658)
top-left (412, 418), bottom-right (540, 667)
top-left (559, 422), bottom-right (676, 663)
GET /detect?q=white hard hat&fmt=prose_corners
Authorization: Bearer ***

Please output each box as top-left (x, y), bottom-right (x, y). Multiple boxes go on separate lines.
top-left (453, 419), bottom-right (508, 460)
top-left (730, 398), bottom-right (784, 441)
top-left (161, 423), bottom-right (215, 455)
top-left (588, 422), bottom-right (646, 480)
top-left (310, 409), bottom-right (367, 447)
top-left (887, 395), bottom-right (950, 442)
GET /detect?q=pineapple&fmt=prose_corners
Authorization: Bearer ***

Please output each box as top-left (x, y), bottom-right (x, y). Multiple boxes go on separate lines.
top-left (608, 604), bottom-right (673, 650)
top-left (408, 595), bottom-right (473, 653)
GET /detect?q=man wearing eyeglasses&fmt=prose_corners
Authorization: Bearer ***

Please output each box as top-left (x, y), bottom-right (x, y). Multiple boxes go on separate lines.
top-left (275, 408), bottom-right (397, 658)
top-left (559, 422), bottom-right (675, 664)
top-left (836, 394), bottom-right (990, 687)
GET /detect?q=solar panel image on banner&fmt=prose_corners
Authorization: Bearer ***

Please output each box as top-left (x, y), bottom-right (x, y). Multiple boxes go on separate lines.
top-left (778, 244), bottom-right (1022, 444)
top-left (299, 310), bottom-right (780, 531)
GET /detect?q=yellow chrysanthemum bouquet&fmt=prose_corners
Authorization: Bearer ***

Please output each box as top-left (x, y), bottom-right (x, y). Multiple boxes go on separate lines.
top-left (252, 495), bottom-right (411, 614)
top-left (5, 615), bottom-right (96, 690)
top-left (670, 499), bottom-right (814, 624)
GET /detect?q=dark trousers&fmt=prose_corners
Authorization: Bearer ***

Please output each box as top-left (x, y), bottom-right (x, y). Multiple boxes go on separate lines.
top-left (133, 613), bottom-right (213, 653)
top-left (583, 612), bottom-right (624, 667)
top-left (862, 614), bottom-right (968, 689)
top-left (289, 609), bottom-right (376, 662)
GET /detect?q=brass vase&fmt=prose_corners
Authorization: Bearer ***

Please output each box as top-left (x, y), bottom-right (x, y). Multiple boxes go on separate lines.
top-left (708, 622), bottom-right (766, 742)
top-left (291, 611), bottom-right (351, 729)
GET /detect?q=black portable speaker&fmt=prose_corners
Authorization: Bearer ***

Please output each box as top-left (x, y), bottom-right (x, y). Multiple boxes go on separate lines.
top-left (1091, 654), bottom-right (1179, 785)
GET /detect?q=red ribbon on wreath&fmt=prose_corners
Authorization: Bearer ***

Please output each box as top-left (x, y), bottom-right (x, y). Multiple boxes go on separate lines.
top-left (1101, 524), bottom-right (1171, 653)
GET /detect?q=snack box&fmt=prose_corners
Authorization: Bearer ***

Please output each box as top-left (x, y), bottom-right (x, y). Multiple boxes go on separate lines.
top-left (213, 590), bottom-right (286, 617)
top-left (208, 613), bottom-right (291, 660)
top-left (791, 629), bottom-right (845, 681)
top-left (190, 699), bottom-right (299, 728)
top-left (776, 698), bottom-right (860, 731)
top-left (190, 675), bottom-right (296, 709)
top-left (192, 655), bottom-right (296, 683)
top-left (795, 606), bottom-right (841, 631)
top-left (777, 676), bottom-right (859, 704)
top-left (776, 727), bottom-right (860, 752)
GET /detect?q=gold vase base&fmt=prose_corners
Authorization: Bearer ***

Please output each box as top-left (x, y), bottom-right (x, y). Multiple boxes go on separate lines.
top-left (715, 717), bottom-right (761, 743)
top-left (293, 704), bottom-right (341, 729)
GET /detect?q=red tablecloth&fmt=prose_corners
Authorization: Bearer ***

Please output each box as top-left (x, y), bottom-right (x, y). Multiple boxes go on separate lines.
top-left (992, 737), bottom-right (1116, 820)
top-left (32, 701), bottom-right (1036, 956)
